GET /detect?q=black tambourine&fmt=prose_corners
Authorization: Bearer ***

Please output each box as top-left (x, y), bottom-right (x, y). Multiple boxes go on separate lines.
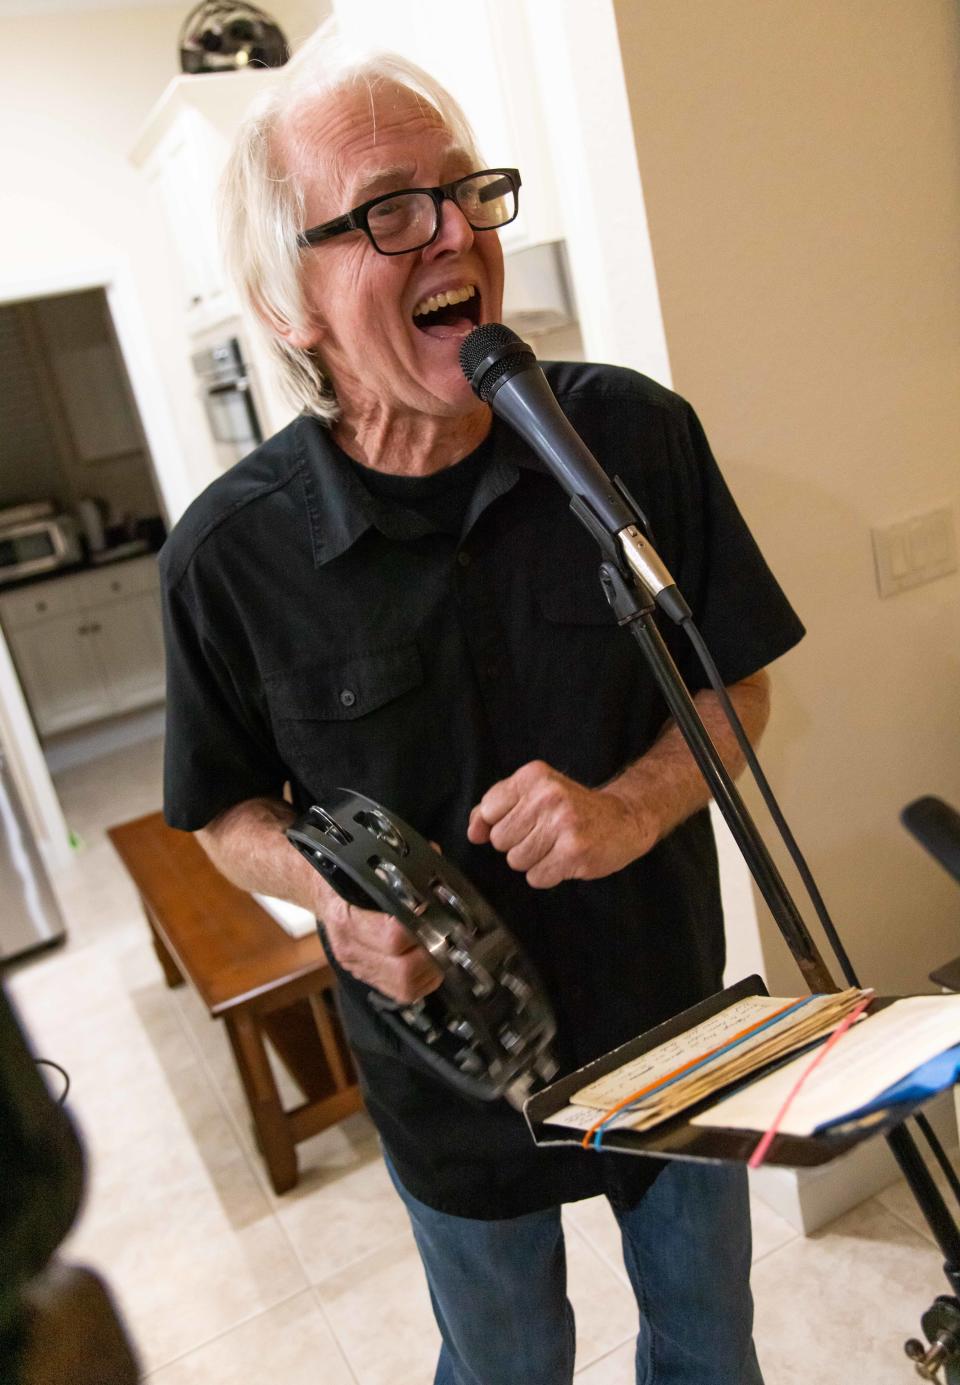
top-left (286, 790), bottom-right (558, 1107)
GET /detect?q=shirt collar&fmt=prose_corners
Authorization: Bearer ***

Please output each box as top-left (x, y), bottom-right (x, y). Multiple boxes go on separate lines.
top-left (297, 415), bottom-right (545, 568)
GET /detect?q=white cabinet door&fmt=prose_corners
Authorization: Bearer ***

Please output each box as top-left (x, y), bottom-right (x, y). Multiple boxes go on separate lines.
top-left (9, 613), bottom-right (111, 736)
top-left (131, 71), bottom-right (281, 333)
top-left (143, 109), bottom-right (228, 320)
top-left (330, 0), bottom-right (563, 253)
top-left (90, 591), bottom-right (166, 712)
top-left (1, 559), bottom-right (166, 738)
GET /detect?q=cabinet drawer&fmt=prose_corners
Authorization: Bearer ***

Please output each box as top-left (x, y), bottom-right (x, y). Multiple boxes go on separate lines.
top-left (0, 581), bottom-right (81, 630)
top-left (79, 556), bottom-right (160, 606)
top-left (0, 556), bottom-right (160, 631)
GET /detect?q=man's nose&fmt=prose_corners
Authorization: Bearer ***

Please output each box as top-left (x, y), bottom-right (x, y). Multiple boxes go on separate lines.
top-left (425, 195), bottom-right (475, 256)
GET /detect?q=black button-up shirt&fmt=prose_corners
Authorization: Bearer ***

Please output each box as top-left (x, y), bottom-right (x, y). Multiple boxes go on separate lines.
top-left (161, 362), bottom-right (804, 1218)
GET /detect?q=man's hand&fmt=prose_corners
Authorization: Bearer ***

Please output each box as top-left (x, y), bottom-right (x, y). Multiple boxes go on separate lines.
top-left (319, 890), bottom-right (442, 1005)
top-left (466, 673), bottom-right (772, 890)
top-left (467, 761), bottom-right (658, 889)
top-left (197, 796), bottom-right (442, 1006)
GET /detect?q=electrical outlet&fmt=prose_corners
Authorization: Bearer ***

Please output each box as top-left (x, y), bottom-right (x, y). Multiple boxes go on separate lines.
top-left (871, 506), bottom-right (958, 598)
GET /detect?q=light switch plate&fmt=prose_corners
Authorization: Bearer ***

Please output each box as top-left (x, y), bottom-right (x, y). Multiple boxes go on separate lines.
top-left (871, 506), bottom-right (958, 598)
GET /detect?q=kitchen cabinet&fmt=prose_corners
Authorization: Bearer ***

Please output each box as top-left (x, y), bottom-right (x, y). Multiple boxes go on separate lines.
top-left (330, 0), bottom-right (564, 254)
top-left (7, 612), bottom-right (110, 735)
top-left (142, 109), bottom-right (229, 326)
top-left (130, 70), bottom-right (278, 335)
top-left (0, 557), bottom-right (165, 737)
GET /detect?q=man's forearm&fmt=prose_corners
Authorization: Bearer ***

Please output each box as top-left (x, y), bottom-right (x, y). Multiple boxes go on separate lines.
top-left (196, 796), bottom-right (326, 912)
top-left (469, 669), bottom-right (773, 887)
top-left (196, 796), bottom-right (442, 1002)
top-left (604, 670), bottom-right (771, 848)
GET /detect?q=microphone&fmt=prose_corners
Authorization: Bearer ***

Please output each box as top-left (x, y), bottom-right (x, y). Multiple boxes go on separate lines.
top-left (460, 324), bottom-right (690, 623)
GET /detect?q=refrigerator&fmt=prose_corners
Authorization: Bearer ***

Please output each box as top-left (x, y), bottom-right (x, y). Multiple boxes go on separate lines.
top-left (0, 747), bottom-right (66, 962)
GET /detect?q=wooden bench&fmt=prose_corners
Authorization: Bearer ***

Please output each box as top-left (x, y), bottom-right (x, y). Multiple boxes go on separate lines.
top-left (107, 811), bottom-right (363, 1194)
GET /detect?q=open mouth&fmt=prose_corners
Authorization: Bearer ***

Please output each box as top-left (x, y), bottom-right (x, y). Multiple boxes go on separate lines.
top-left (412, 284), bottom-right (481, 339)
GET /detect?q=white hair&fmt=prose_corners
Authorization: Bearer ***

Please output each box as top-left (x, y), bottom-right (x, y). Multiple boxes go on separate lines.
top-left (219, 25), bottom-right (482, 423)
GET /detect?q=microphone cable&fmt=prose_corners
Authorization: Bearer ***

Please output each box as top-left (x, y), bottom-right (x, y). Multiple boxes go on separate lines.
top-left (682, 617), bottom-right (857, 987)
top-left (35, 1057), bottom-right (70, 1105)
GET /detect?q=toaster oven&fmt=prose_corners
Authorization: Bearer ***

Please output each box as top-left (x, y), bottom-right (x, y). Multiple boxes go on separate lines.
top-left (0, 503), bottom-right (83, 585)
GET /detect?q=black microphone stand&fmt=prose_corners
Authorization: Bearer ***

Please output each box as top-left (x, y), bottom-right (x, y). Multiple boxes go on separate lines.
top-left (573, 492), bottom-right (960, 1379)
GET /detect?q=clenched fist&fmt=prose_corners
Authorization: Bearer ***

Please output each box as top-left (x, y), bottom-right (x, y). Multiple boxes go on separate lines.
top-left (467, 760), bottom-right (659, 889)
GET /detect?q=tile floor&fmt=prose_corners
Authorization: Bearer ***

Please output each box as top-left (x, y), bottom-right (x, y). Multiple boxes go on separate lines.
top-left (6, 734), bottom-right (958, 1382)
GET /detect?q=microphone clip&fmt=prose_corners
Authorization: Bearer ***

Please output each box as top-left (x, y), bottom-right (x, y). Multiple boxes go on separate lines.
top-left (599, 559), bottom-right (656, 625)
top-left (569, 475), bottom-right (691, 623)
top-left (567, 492), bottom-right (626, 568)
top-left (567, 493), bottom-right (658, 624)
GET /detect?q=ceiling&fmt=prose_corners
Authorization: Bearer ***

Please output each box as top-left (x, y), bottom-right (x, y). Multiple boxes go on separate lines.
top-left (0, 1), bottom-right (185, 15)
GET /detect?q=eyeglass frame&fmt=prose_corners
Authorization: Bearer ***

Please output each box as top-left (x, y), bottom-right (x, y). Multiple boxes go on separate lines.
top-left (296, 167), bottom-right (522, 256)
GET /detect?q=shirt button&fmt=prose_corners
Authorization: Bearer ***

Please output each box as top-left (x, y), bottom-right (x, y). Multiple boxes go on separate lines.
top-left (339, 688), bottom-right (357, 708)
top-left (457, 550), bottom-right (471, 567)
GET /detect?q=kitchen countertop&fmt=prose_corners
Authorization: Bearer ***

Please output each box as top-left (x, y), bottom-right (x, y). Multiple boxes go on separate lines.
top-left (0, 543), bottom-right (161, 596)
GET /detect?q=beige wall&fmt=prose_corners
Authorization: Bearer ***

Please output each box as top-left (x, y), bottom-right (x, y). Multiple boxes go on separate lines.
top-left (614, 1), bottom-right (960, 994)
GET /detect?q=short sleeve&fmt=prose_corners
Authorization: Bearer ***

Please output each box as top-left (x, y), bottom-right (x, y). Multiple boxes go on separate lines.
top-left (161, 559), bottom-right (287, 831)
top-left (665, 398), bottom-right (805, 689)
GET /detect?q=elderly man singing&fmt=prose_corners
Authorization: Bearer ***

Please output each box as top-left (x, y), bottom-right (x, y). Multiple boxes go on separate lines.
top-left (160, 32), bottom-right (803, 1385)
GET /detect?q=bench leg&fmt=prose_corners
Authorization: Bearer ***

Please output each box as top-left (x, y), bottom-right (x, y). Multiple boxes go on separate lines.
top-left (142, 904), bottom-right (184, 990)
top-left (307, 990), bottom-right (352, 1092)
top-left (224, 1010), bottom-right (298, 1195)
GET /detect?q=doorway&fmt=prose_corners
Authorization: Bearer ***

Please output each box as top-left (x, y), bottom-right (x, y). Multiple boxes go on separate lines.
top-left (0, 286), bottom-right (166, 548)
top-left (0, 263), bottom-right (184, 876)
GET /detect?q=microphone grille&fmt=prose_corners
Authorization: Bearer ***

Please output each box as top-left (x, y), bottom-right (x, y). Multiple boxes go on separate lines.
top-left (459, 323), bottom-right (534, 403)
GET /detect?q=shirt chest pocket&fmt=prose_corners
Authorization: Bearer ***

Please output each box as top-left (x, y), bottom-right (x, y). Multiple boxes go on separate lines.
top-left (527, 578), bottom-right (644, 784)
top-left (265, 644), bottom-right (425, 795)
top-left (536, 578), bottom-right (619, 627)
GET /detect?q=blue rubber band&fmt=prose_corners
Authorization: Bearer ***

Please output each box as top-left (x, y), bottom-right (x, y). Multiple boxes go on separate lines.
top-left (591, 994), bottom-right (821, 1149)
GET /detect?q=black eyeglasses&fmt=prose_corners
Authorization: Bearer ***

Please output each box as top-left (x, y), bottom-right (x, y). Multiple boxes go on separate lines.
top-left (297, 168), bottom-right (521, 256)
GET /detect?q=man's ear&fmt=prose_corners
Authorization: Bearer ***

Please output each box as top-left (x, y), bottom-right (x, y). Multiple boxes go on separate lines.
top-left (269, 314), bottom-right (324, 352)
top-left (252, 291), bottom-right (325, 351)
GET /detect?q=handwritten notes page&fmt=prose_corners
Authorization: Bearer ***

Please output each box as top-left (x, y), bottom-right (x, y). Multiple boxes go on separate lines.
top-left (692, 996), bottom-right (960, 1137)
top-left (544, 989), bottom-right (869, 1137)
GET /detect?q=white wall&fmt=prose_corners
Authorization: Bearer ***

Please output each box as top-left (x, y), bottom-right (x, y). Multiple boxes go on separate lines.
top-left (614, 0), bottom-right (960, 997)
top-left (0, 7), bottom-right (207, 517)
top-left (521, 0), bottom-right (671, 384)
top-left (0, 2), bottom-right (330, 521)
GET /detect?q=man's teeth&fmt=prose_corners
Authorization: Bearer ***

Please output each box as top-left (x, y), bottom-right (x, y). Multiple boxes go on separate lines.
top-left (412, 284), bottom-right (476, 318)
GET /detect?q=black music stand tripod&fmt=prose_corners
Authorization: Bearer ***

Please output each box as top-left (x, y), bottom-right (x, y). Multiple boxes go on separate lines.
top-left (583, 502), bottom-right (960, 1383)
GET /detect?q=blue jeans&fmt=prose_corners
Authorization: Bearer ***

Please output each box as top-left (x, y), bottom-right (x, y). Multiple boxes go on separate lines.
top-left (387, 1157), bottom-right (764, 1385)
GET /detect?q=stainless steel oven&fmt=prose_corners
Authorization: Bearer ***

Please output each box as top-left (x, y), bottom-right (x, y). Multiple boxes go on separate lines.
top-left (0, 503), bottom-right (82, 586)
top-left (191, 336), bottom-right (264, 468)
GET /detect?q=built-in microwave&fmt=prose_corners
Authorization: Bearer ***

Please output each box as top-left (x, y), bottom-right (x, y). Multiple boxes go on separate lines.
top-left (0, 503), bottom-right (82, 585)
top-left (190, 336), bottom-right (264, 469)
